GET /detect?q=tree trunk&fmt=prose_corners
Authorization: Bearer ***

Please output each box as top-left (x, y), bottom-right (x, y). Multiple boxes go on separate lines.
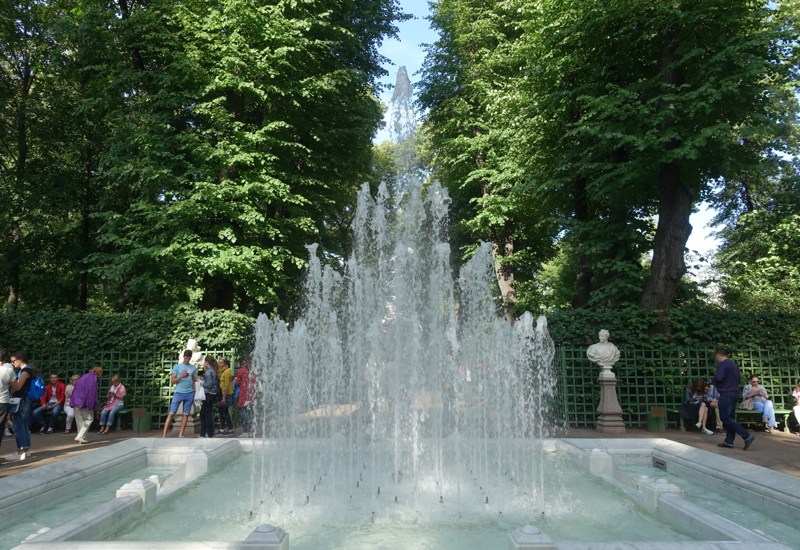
top-left (639, 25), bottom-right (693, 336)
top-left (572, 177), bottom-right (593, 308)
top-left (79, 155), bottom-right (92, 311)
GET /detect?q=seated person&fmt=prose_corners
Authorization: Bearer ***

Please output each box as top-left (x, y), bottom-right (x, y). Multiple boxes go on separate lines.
top-left (743, 374), bottom-right (778, 434)
top-left (98, 375), bottom-right (126, 435)
top-left (793, 379), bottom-right (800, 436)
top-left (32, 373), bottom-right (66, 434)
top-left (682, 379), bottom-right (714, 434)
top-left (703, 382), bottom-right (724, 434)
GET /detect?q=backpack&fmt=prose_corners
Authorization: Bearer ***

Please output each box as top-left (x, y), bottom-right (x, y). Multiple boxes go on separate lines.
top-left (27, 372), bottom-right (46, 400)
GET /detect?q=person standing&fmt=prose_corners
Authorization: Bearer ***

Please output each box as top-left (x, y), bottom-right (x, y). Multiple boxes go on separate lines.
top-left (7, 352), bottom-right (37, 461)
top-left (712, 349), bottom-right (755, 450)
top-left (70, 366), bottom-right (104, 444)
top-left (199, 356), bottom-right (219, 438)
top-left (162, 350), bottom-right (197, 438)
top-left (0, 349), bottom-right (14, 452)
top-left (216, 358), bottom-right (234, 436)
top-left (32, 374), bottom-right (66, 434)
top-left (64, 375), bottom-right (80, 433)
top-left (236, 358), bottom-right (254, 438)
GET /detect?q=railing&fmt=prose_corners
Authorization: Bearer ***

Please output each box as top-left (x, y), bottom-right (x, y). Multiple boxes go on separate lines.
top-left (559, 347), bottom-right (800, 428)
top-left (27, 349), bottom-right (238, 428)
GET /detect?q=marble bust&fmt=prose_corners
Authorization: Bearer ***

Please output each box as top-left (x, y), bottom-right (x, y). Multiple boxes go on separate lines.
top-left (184, 339), bottom-right (205, 369)
top-left (587, 330), bottom-right (620, 378)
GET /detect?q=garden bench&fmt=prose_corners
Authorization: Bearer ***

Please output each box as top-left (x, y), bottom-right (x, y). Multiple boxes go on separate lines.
top-left (114, 408), bottom-right (133, 431)
top-left (667, 407), bottom-right (793, 433)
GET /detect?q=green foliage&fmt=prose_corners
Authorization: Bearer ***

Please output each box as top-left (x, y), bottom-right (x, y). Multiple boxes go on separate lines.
top-left (546, 307), bottom-right (800, 351)
top-left (0, 308), bottom-right (253, 353)
top-left (420, 0), bottom-right (800, 328)
top-left (0, 0), bottom-right (408, 314)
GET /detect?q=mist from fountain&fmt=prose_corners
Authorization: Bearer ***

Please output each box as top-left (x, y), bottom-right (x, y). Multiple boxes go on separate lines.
top-left (247, 67), bottom-right (564, 529)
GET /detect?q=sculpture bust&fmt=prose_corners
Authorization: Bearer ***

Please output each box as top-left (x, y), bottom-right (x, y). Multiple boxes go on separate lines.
top-left (587, 330), bottom-right (620, 379)
top-left (184, 339), bottom-right (205, 369)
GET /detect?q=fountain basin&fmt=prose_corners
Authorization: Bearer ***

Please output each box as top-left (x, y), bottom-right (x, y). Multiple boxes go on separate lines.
top-left (2, 438), bottom-right (797, 550)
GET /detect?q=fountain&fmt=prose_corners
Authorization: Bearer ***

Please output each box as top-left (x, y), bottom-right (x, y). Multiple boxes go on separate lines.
top-left (244, 64), bottom-right (563, 527)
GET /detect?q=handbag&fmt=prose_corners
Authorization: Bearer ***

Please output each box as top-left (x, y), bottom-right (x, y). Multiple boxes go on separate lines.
top-left (738, 397), bottom-right (754, 410)
top-left (195, 384), bottom-right (206, 403)
top-left (9, 397), bottom-right (20, 413)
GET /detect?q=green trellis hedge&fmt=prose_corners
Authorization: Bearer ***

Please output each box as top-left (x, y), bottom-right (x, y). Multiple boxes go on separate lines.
top-left (559, 347), bottom-right (800, 429)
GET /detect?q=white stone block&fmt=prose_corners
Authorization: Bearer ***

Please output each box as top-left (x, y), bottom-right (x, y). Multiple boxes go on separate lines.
top-left (508, 526), bottom-right (557, 550)
top-left (589, 448), bottom-right (613, 477)
top-left (116, 479), bottom-right (156, 512)
top-left (241, 525), bottom-right (289, 550)
top-left (640, 478), bottom-right (683, 511)
top-left (185, 450), bottom-right (209, 477)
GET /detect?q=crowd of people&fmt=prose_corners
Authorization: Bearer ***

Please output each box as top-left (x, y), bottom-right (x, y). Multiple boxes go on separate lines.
top-left (159, 351), bottom-right (253, 439)
top-left (680, 349), bottom-right (800, 449)
top-left (0, 347), bottom-right (255, 463)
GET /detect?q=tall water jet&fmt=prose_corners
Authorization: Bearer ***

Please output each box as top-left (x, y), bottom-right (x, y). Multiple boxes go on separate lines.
top-left (248, 67), bottom-right (563, 526)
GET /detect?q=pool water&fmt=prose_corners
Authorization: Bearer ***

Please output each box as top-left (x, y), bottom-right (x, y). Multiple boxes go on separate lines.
top-left (112, 451), bottom-right (694, 549)
top-left (620, 464), bottom-right (800, 550)
top-left (0, 464), bottom-right (175, 550)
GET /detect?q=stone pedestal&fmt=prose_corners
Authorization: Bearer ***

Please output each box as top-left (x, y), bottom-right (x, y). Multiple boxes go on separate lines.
top-left (508, 525), bottom-right (557, 550)
top-left (242, 525), bottom-right (289, 550)
top-left (596, 377), bottom-right (626, 434)
top-left (172, 403), bottom-right (198, 436)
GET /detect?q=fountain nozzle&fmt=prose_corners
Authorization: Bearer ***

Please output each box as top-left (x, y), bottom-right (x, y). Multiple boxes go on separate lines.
top-left (439, 496), bottom-right (443, 504)
top-left (377, 486), bottom-right (381, 495)
top-left (486, 497), bottom-right (489, 504)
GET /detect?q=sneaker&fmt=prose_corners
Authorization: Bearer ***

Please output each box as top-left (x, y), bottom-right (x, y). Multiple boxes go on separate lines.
top-left (5, 452), bottom-right (26, 461)
top-left (716, 429), bottom-right (726, 434)
top-left (38, 427), bottom-right (47, 434)
top-left (74, 437), bottom-right (89, 444)
top-left (702, 428), bottom-right (713, 435)
top-left (4, 428), bottom-right (12, 436)
top-left (743, 435), bottom-right (755, 450)
top-left (717, 442), bottom-right (733, 448)
top-left (46, 428), bottom-right (53, 434)
top-left (238, 432), bottom-right (250, 438)
top-left (695, 422), bottom-right (702, 429)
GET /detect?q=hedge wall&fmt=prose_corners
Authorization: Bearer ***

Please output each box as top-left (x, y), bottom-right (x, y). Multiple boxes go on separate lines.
top-left (546, 307), bottom-right (800, 351)
top-left (2, 306), bottom-right (798, 357)
top-left (0, 307), bottom-right (254, 354)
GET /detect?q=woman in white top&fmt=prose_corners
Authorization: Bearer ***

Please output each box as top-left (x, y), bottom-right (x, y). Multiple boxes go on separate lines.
top-left (0, 349), bottom-right (14, 447)
top-left (64, 375), bottom-right (80, 433)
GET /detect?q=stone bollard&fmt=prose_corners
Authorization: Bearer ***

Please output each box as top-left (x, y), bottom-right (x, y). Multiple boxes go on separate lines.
top-left (508, 526), bottom-right (557, 550)
top-left (116, 478), bottom-right (157, 512)
top-left (185, 449), bottom-right (209, 477)
top-left (639, 478), bottom-right (683, 511)
top-left (588, 448), bottom-right (613, 477)
top-left (242, 525), bottom-right (289, 550)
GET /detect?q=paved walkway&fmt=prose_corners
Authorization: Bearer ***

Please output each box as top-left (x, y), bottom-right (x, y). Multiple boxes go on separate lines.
top-left (2, 425), bottom-right (798, 478)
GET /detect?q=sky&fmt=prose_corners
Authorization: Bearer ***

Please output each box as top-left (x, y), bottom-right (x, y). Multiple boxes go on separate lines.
top-left (375, 0), bottom-right (722, 257)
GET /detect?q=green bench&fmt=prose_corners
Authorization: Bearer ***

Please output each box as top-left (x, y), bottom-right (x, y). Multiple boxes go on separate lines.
top-left (114, 408), bottom-right (133, 431)
top-left (667, 407), bottom-right (793, 433)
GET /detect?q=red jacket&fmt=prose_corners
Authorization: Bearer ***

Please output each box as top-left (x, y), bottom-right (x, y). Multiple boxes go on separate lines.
top-left (235, 367), bottom-right (254, 407)
top-left (41, 381), bottom-right (66, 407)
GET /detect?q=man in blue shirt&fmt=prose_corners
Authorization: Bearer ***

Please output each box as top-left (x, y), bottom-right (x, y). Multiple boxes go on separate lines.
top-left (162, 350), bottom-right (197, 438)
top-left (711, 348), bottom-right (754, 450)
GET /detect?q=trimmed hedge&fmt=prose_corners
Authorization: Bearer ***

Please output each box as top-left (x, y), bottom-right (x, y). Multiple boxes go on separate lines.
top-left (546, 307), bottom-right (800, 351)
top-left (0, 307), bottom-right (254, 353)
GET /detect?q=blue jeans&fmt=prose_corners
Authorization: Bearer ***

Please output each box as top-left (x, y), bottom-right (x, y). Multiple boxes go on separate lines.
top-left (99, 404), bottom-right (125, 427)
top-left (753, 400), bottom-right (777, 428)
top-left (13, 397), bottom-right (32, 450)
top-left (719, 391), bottom-right (751, 445)
top-left (32, 404), bottom-right (63, 430)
